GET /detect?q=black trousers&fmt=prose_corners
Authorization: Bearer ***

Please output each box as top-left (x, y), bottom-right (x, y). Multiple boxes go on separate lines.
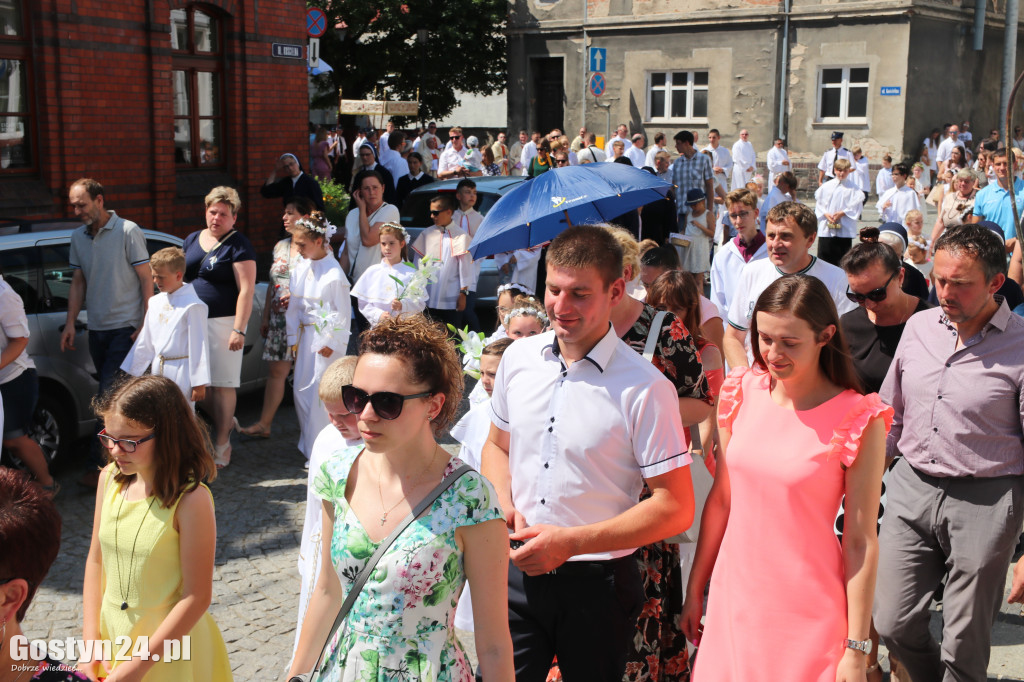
top-left (506, 556), bottom-right (643, 682)
top-left (816, 236), bottom-right (853, 266)
top-left (426, 307), bottom-right (463, 330)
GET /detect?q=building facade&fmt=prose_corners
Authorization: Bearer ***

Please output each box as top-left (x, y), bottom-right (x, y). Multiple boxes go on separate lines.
top-left (3, 0), bottom-right (311, 251)
top-left (507, 0), bottom-right (1024, 178)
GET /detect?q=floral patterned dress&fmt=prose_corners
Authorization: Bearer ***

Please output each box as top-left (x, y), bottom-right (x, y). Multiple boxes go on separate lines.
top-left (312, 446), bottom-right (504, 682)
top-left (263, 238), bottom-right (303, 361)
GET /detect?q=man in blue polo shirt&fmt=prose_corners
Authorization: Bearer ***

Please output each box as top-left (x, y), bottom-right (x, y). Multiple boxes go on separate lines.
top-left (972, 150), bottom-right (1024, 252)
top-left (62, 178), bottom-right (152, 486)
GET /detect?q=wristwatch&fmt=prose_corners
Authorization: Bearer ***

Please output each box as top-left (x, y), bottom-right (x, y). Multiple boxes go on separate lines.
top-left (844, 638), bottom-right (872, 655)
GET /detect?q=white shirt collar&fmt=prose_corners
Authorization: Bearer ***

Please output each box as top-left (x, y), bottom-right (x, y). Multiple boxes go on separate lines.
top-left (544, 322), bottom-right (620, 373)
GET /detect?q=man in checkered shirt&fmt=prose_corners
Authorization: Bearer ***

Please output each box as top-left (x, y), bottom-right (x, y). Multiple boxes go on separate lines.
top-left (671, 130), bottom-right (715, 225)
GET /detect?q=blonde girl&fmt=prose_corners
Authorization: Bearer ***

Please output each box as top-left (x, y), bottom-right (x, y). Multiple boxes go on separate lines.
top-left (351, 222), bottom-right (427, 326)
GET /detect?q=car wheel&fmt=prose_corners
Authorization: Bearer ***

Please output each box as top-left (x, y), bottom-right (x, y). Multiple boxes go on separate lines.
top-left (29, 391), bottom-right (73, 466)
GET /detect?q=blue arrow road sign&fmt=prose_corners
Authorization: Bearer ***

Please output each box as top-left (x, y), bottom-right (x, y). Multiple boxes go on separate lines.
top-left (589, 72), bottom-right (606, 97)
top-left (589, 47), bottom-right (607, 74)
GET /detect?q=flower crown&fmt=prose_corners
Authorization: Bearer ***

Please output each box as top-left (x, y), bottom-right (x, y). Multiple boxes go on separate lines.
top-left (497, 282), bottom-right (536, 297)
top-left (295, 213), bottom-right (338, 242)
top-left (380, 221), bottom-right (410, 242)
top-left (504, 298), bottom-right (549, 327)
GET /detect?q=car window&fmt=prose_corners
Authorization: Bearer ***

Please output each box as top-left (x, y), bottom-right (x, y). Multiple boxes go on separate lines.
top-left (0, 247), bottom-right (42, 314)
top-left (146, 238), bottom-right (181, 256)
top-left (39, 244), bottom-right (76, 314)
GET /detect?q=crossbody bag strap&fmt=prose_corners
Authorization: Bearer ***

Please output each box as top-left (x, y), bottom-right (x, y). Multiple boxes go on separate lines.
top-left (304, 463), bottom-right (474, 680)
top-left (201, 229), bottom-right (236, 270)
top-left (642, 310), bottom-right (669, 363)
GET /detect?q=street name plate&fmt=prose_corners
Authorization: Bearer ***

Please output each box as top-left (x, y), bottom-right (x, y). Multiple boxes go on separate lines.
top-left (272, 43), bottom-right (304, 59)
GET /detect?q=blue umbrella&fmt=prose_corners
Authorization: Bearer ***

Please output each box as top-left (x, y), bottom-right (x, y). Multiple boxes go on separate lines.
top-left (468, 163), bottom-right (674, 258)
top-left (308, 59), bottom-right (334, 76)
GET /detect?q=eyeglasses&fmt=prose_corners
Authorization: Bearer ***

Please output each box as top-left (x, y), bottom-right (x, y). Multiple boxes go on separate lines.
top-left (341, 385), bottom-right (432, 420)
top-left (429, 209), bottom-right (447, 217)
top-left (97, 428), bottom-right (156, 453)
top-left (496, 305), bottom-right (511, 316)
top-left (728, 210), bottom-right (750, 220)
top-left (846, 269), bottom-right (898, 304)
top-left (555, 158), bottom-right (569, 165)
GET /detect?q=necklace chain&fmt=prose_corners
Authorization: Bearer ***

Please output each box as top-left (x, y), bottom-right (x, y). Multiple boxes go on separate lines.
top-left (114, 484), bottom-right (157, 611)
top-left (376, 445), bottom-right (440, 526)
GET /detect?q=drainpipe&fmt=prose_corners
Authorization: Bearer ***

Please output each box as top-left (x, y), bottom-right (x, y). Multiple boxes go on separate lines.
top-left (1002, 0), bottom-right (1019, 142)
top-left (974, 0), bottom-right (986, 51)
top-left (777, 0), bottom-right (791, 141)
top-left (582, 0), bottom-right (587, 132)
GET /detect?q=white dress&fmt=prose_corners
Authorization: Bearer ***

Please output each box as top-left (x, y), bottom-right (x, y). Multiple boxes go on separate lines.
top-left (410, 224), bottom-right (472, 309)
top-left (286, 256), bottom-right (352, 459)
top-left (351, 259), bottom-right (426, 326)
top-left (121, 283), bottom-right (210, 407)
top-left (680, 210), bottom-right (713, 274)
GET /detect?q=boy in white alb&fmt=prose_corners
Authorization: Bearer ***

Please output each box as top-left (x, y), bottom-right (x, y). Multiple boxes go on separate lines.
top-left (121, 247), bottom-right (210, 407)
top-left (292, 356), bottom-right (362, 659)
top-left (452, 179), bottom-right (484, 331)
top-left (813, 158), bottom-right (864, 266)
top-left (709, 189), bottom-right (769, 319)
top-left (723, 201), bottom-right (856, 368)
top-left (875, 162), bottom-right (921, 225)
top-left (410, 194), bottom-right (472, 327)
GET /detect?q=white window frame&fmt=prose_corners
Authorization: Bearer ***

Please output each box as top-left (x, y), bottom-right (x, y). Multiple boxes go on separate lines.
top-left (816, 66), bottom-right (869, 124)
top-left (645, 70), bottom-right (709, 123)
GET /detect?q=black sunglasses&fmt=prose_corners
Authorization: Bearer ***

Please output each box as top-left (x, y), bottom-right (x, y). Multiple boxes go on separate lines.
top-left (97, 428), bottom-right (157, 453)
top-left (450, 135), bottom-right (462, 140)
top-left (846, 269), bottom-right (898, 304)
top-left (429, 209), bottom-right (447, 217)
top-left (341, 385), bottom-right (432, 420)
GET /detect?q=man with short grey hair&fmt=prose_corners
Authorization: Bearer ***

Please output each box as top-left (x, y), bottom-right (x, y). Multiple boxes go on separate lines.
top-left (62, 178), bottom-right (152, 486)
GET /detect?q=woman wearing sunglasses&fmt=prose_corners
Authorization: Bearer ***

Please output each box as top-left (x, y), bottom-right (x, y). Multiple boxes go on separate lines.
top-left (838, 236), bottom-right (931, 395)
top-left (288, 315), bottom-right (514, 682)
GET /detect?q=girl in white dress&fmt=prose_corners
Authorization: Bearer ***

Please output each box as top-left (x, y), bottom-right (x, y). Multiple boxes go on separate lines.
top-left (286, 212), bottom-right (352, 460)
top-left (351, 223), bottom-right (427, 326)
top-left (503, 295), bottom-right (549, 339)
top-left (679, 189), bottom-right (715, 290)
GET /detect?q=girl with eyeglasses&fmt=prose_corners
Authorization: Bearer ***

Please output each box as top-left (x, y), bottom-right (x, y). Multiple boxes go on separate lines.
top-left (288, 315), bottom-right (514, 682)
top-left (79, 375), bottom-right (231, 682)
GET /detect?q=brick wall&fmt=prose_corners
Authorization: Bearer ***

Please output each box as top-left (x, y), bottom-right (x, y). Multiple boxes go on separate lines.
top-left (13, 0), bottom-right (311, 260)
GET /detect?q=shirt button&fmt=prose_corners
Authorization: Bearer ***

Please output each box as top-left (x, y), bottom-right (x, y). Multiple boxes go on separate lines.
top-left (550, 417), bottom-right (555, 423)
top-left (945, 362), bottom-right (951, 368)
top-left (548, 426), bottom-right (553, 433)
top-left (933, 427), bottom-right (938, 432)
top-left (541, 499), bottom-right (546, 504)
top-left (937, 395), bottom-right (942, 400)
top-left (931, 459), bottom-right (936, 463)
top-left (544, 463), bottom-right (549, 469)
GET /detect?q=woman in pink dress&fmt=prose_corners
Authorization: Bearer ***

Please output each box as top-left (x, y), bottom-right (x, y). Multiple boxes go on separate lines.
top-left (681, 275), bottom-right (891, 682)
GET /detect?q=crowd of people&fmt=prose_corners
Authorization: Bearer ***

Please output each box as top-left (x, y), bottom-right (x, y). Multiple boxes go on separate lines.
top-left (2, 112), bottom-right (1024, 682)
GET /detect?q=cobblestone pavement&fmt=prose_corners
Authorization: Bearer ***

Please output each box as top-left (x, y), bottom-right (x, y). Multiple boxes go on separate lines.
top-left (18, 243), bottom-right (1024, 681)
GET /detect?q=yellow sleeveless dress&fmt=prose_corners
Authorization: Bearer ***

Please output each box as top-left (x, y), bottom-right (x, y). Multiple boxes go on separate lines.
top-left (98, 470), bottom-right (233, 681)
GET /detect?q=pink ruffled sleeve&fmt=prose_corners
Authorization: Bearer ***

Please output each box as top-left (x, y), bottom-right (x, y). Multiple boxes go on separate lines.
top-left (716, 366), bottom-right (750, 431)
top-left (829, 393), bottom-right (894, 467)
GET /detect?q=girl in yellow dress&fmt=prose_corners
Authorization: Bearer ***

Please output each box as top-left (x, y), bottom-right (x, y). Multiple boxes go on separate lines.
top-left (78, 375), bottom-right (232, 681)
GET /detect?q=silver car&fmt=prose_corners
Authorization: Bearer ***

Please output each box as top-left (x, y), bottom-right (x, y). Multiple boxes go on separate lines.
top-left (0, 225), bottom-right (268, 465)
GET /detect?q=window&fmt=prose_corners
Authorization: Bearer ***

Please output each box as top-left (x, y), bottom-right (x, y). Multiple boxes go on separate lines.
top-left (817, 67), bottom-right (869, 122)
top-left (646, 71), bottom-right (708, 122)
top-left (171, 7), bottom-right (224, 167)
top-left (0, 0), bottom-right (32, 172)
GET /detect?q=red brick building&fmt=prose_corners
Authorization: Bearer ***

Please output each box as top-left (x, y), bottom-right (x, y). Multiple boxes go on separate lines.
top-left (2, 0), bottom-right (311, 252)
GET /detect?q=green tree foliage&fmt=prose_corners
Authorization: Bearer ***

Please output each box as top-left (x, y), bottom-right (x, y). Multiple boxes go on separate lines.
top-left (308, 0), bottom-right (507, 123)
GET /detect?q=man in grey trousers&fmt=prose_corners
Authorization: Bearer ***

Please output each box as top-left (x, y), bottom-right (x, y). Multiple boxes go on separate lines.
top-left (875, 222), bottom-right (1024, 681)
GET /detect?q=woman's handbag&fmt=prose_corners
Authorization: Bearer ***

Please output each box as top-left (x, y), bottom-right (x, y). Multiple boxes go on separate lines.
top-left (289, 463), bottom-right (473, 682)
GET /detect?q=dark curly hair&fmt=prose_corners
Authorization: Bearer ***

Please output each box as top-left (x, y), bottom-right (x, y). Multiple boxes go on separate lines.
top-left (358, 315), bottom-right (464, 432)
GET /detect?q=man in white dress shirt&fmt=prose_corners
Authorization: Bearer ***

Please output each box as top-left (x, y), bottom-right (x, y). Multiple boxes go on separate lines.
top-left (520, 131), bottom-right (541, 174)
top-left (438, 127), bottom-right (483, 180)
top-left (876, 162), bottom-right (921, 225)
top-left (765, 138), bottom-right (791, 187)
top-left (723, 200), bottom-right (857, 368)
top-left (817, 131), bottom-right (854, 185)
top-left (626, 133), bottom-right (647, 167)
top-left (644, 133), bottom-right (667, 168)
top-left (605, 123), bottom-right (630, 158)
top-left (570, 126), bottom-right (588, 152)
top-left (483, 224), bottom-right (694, 682)
top-left (936, 124), bottom-right (965, 171)
top-left (577, 133), bottom-right (607, 164)
top-left (730, 129), bottom-right (756, 190)
top-left (759, 171), bottom-right (796, 233)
